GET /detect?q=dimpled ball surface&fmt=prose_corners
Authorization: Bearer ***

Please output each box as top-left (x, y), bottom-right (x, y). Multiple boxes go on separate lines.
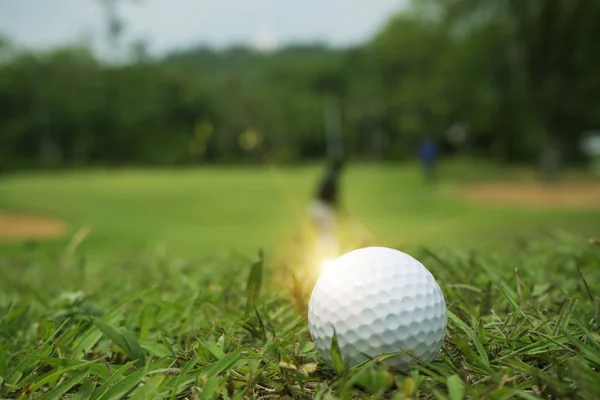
top-left (308, 247), bottom-right (447, 370)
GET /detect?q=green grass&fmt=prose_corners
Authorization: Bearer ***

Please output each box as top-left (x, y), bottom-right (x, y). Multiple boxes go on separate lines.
top-left (1, 161), bottom-right (600, 398)
top-left (1, 229), bottom-right (599, 398)
top-left (0, 160), bottom-right (598, 260)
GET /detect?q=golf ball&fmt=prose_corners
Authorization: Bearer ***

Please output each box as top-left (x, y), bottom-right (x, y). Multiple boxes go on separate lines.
top-left (308, 247), bottom-right (447, 370)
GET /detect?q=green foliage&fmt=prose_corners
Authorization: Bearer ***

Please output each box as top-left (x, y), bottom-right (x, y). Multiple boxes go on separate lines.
top-left (1, 227), bottom-right (600, 398)
top-left (423, 0), bottom-right (600, 176)
top-left (1, 0), bottom-right (599, 171)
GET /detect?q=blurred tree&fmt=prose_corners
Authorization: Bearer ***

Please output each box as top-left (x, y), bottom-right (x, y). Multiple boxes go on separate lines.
top-left (0, 36), bottom-right (15, 63)
top-left (429, 0), bottom-right (600, 180)
top-left (0, 1), bottom-right (598, 171)
top-left (97, 0), bottom-right (144, 62)
top-left (370, 13), bottom-right (455, 157)
top-left (98, 0), bottom-right (125, 61)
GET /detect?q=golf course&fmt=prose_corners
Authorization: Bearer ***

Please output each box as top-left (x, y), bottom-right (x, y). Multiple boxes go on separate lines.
top-left (1, 160), bottom-right (599, 398)
top-left (1, 160), bottom-right (598, 260)
top-left (2, 0), bottom-right (600, 397)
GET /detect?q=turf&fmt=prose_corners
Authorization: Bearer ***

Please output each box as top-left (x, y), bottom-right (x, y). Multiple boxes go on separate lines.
top-left (0, 160), bottom-right (598, 260)
top-left (1, 230), bottom-right (599, 398)
top-left (1, 161), bottom-right (600, 398)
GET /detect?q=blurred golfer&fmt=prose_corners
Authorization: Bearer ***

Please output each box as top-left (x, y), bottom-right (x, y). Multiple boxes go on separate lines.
top-left (308, 159), bottom-right (344, 260)
top-left (418, 136), bottom-right (439, 183)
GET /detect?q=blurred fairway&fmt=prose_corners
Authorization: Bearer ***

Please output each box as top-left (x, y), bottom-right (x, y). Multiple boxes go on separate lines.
top-left (0, 159), bottom-right (598, 261)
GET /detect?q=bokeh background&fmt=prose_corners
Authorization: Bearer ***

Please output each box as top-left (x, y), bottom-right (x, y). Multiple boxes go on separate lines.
top-left (1, 0), bottom-right (599, 263)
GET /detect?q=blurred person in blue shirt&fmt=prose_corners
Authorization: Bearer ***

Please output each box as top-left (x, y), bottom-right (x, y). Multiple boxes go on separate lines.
top-left (418, 137), bottom-right (439, 183)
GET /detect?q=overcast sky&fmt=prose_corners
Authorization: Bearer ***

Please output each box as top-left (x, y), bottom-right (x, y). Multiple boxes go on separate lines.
top-left (0, 0), bottom-right (406, 56)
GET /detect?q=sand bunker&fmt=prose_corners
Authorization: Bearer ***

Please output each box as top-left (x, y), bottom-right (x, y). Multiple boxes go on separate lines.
top-left (459, 181), bottom-right (600, 209)
top-left (0, 213), bottom-right (67, 242)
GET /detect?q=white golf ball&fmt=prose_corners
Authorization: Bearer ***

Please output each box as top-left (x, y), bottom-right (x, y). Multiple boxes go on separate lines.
top-left (308, 247), bottom-right (447, 371)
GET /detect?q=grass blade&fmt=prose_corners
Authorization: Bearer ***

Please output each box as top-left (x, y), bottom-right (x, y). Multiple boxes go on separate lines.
top-left (97, 367), bottom-right (148, 400)
top-left (245, 250), bottom-right (264, 314)
top-left (200, 377), bottom-right (223, 400)
top-left (169, 356), bottom-right (199, 400)
top-left (330, 327), bottom-right (345, 375)
top-left (447, 311), bottom-right (489, 368)
top-left (446, 374), bottom-right (464, 400)
top-left (31, 359), bottom-right (100, 391)
top-left (205, 348), bottom-right (246, 377)
top-left (93, 318), bottom-right (146, 368)
top-left (4, 343), bottom-right (53, 393)
top-left (39, 368), bottom-right (89, 400)
top-left (90, 361), bottom-right (135, 400)
top-left (72, 378), bottom-right (97, 400)
top-left (0, 345), bottom-right (6, 378)
top-left (577, 265), bottom-right (595, 303)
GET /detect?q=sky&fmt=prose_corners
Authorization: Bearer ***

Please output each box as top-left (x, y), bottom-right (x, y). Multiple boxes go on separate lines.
top-left (0, 0), bottom-right (406, 56)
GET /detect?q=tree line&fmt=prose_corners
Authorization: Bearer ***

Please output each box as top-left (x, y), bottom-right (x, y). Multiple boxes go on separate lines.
top-left (1, 0), bottom-right (599, 179)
